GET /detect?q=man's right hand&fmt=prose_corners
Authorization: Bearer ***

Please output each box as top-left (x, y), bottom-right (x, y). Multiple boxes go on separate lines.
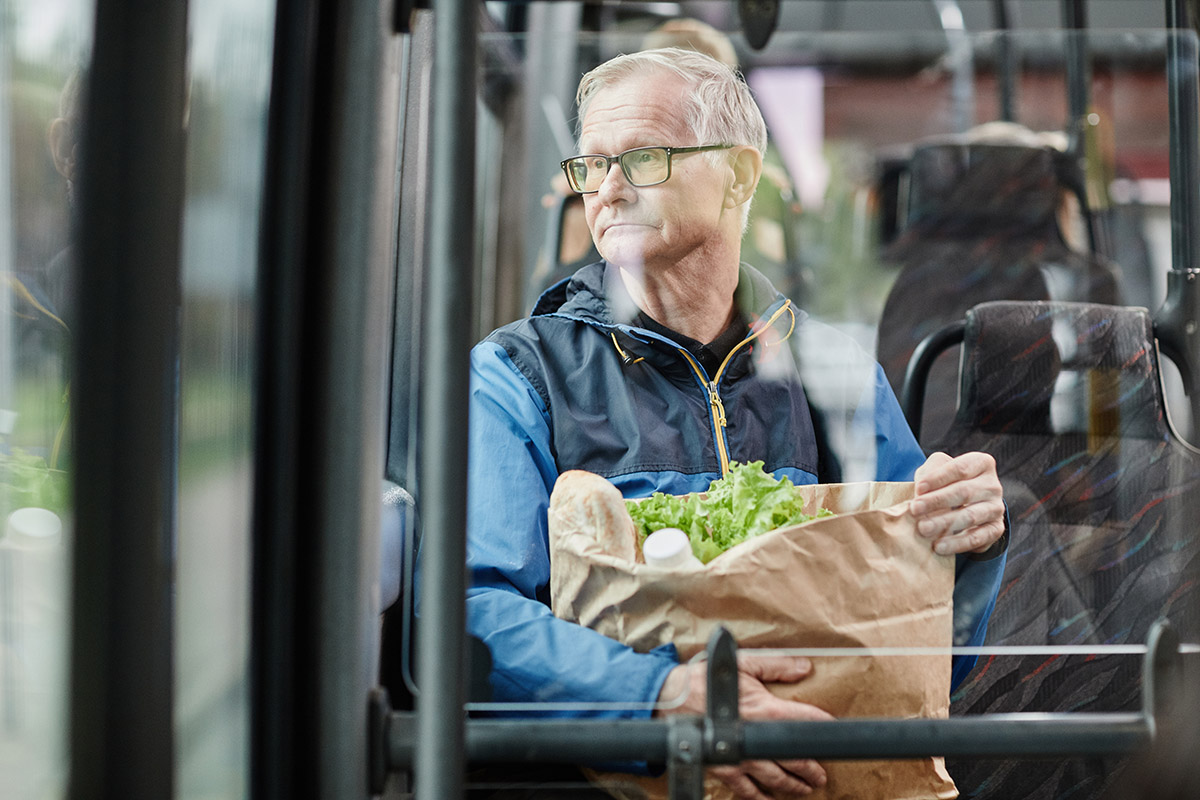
top-left (655, 654), bottom-right (832, 798)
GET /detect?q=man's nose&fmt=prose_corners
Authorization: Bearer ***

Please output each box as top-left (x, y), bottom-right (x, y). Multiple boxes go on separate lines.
top-left (595, 158), bottom-right (634, 201)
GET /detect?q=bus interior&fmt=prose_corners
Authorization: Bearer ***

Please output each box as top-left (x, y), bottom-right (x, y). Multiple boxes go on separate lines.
top-left (1, 1), bottom-right (1200, 799)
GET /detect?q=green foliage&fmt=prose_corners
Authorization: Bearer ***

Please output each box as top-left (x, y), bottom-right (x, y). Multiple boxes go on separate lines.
top-left (0, 447), bottom-right (69, 520)
top-left (798, 141), bottom-right (897, 322)
top-left (627, 461), bottom-right (832, 564)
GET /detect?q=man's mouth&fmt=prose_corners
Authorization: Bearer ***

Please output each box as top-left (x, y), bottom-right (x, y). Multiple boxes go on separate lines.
top-left (602, 221), bottom-right (653, 233)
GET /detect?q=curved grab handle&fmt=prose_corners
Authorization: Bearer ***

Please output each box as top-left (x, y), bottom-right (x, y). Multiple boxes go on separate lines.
top-left (899, 320), bottom-right (966, 441)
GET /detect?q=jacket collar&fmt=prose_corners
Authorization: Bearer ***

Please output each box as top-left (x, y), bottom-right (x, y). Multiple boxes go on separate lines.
top-left (534, 260), bottom-right (802, 383)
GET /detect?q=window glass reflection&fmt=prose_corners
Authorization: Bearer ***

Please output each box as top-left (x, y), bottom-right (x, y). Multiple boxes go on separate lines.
top-left (0, 2), bottom-right (90, 796)
top-left (175, 2), bottom-right (274, 799)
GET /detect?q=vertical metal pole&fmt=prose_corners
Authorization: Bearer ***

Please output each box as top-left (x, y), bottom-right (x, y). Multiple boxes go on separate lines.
top-left (1062, 0), bottom-right (1103, 257)
top-left (313, 1), bottom-right (397, 796)
top-left (933, 0), bottom-right (975, 134)
top-left (69, 0), bottom-right (188, 797)
top-left (253, 2), bottom-right (318, 795)
top-left (255, 0), bottom-right (399, 796)
top-left (1063, 0), bottom-right (1091, 155)
top-left (416, 0), bottom-right (477, 797)
top-left (992, 0), bottom-right (1017, 123)
top-left (1156, 0), bottom-right (1200, 442)
top-left (1167, 0), bottom-right (1200, 276)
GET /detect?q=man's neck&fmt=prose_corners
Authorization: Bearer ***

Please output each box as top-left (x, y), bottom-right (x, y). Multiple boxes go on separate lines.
top-left (618, 258), bottom-right (740, 344)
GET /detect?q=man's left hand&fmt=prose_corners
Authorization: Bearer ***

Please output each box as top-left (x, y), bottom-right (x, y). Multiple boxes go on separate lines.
top-left (910, 451), bottom-right (1005, 555)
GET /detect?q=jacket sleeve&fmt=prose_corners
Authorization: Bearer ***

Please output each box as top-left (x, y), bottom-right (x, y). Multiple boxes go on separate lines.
top-left (463, 341), bottom-right (679, 720)
top-left (867, 362), bottom-right (929, 484)
top-left (950, 542), bottom-right (1008, 688)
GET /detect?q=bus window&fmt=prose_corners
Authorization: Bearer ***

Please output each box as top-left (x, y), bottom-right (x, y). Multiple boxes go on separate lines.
top-left (0, 4), bottom-right (90, 796)
top-left (176, 3), bottom-right (275, 799)
top-left (392, 4), bottom-right (1199, 798)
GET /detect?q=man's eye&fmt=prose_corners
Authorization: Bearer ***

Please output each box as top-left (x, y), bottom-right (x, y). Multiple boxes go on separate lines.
top-left (585, 157), bottom-right (607, 171)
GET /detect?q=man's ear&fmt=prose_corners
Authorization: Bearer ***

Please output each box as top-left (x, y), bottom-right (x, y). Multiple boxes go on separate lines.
top-left (48, 117), bottom-right (75, 181)
top-left (725, 146), bottom-right (763, 209)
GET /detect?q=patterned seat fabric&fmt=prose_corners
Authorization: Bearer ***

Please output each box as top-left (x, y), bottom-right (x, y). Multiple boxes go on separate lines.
top-left (933, 301), bottom-right (1200, 800)
top-left (877, 143), bottom-right (1120, 446)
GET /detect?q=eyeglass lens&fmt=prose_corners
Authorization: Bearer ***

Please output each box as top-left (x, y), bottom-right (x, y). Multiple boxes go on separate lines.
top-left (567, 147), bottom-right (670, 192)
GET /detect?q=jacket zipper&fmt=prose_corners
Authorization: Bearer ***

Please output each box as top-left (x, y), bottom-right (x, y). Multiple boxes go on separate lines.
top-left (674, 300), bottom-right (795, 479)
top-left (677, 349), bottom-right (733, 477)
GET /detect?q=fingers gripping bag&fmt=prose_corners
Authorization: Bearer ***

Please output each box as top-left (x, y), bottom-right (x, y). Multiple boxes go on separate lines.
top-left (547, 464), bottom-right (958, 800)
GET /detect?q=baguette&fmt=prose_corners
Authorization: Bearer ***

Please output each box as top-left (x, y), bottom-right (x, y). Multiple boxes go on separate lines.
top-left (548, 470), bottom-right (641, 563)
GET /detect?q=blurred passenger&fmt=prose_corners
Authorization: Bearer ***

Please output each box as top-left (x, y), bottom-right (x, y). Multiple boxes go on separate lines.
top-left (43, 67), bottom-right (85, 326)
top-left (0, 68), bottom-right (81, 478)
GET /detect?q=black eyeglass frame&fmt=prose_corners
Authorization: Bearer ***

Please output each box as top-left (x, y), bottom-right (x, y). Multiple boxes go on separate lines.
top-left (559, 144), bottom-right (734, 194)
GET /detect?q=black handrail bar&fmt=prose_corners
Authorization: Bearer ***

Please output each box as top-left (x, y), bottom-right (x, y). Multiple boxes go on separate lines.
top-left (70, 1), bottom-right (187, 796)
top-left (416, 0), bottom-right (479, 798)
top-left (386, 713), bottom-right (1152, 766)
top-left (900, 320), bottom-right (967, 441)
top-left (1063, 0), bottom-right (1090, 157)
top-left (992, 0), bottom-right (1018, 122)
top-left (1155, 0), bottom-right (1200, 442)
top-left (380, 622), bottom-right (1181, 788)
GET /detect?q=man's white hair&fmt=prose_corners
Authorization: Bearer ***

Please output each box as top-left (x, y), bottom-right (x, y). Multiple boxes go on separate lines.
top-left (575, 47), bottom-right (768, 156)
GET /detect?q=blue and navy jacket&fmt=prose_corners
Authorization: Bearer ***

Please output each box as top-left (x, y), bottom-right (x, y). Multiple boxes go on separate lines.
top-left (466, 261), bottom-right (1006, 719)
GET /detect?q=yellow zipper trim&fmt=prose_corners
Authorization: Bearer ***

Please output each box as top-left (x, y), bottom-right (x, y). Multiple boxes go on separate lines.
top-left (610, 332), bottom-right (645, 365)
top-left (677, 348), bottom-right (733, 477)
top-left (678, 300), bottom-right (796, 478)
top-left (713, 300), bottom-right (795, 379)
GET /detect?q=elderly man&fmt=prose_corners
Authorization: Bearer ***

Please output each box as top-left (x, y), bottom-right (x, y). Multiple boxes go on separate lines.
top-left (465, 48), bottom-right (1008, 798)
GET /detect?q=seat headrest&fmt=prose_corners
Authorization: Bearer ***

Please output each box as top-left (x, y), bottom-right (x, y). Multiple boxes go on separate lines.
top-left (954, 301), bottom-right (1166, 440)
top-left (906, 143), bottom-right (1067, 237)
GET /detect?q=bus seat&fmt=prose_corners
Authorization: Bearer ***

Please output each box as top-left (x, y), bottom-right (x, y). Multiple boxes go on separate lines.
top-left (914, 301), bottom-right (1200, 800)
top-left (877, 141), bottom-right (1121, 447)
top-left (380, 481), bottom-right (415, 613)
top-left (378, 481), bottom-right (494, 717)
top-left (380, 481), bottom-right (417, 712)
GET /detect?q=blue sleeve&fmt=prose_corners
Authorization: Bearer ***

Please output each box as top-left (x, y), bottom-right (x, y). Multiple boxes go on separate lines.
top-left (866, 362), bottom-right (928, 483)
top-left (464, 341), bottom-right (679, 723)
top-left (951, 544), bottom-right (1008, 688)
top-left (863, 362), bottom-right (1007, 688)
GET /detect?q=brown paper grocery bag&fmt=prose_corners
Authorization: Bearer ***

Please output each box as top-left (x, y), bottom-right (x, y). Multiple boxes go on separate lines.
top-left (548, 470), bottom-right (958, 800)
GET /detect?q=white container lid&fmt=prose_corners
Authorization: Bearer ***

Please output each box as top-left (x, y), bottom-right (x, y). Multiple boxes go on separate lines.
top-left (3, 507), bottom-right (63, 549)
top-left (642, 527), bottom-right (702, 569)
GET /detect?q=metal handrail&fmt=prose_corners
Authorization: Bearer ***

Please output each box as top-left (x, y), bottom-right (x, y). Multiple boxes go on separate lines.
top-left (1154, 0), bottom-right (1200, 442)
top-left (415, 0), bottom-right (479, 798)
top-left (899, 320), bottom-right (966, 441)
top-left (380, 622), bottom-right (1182, 796)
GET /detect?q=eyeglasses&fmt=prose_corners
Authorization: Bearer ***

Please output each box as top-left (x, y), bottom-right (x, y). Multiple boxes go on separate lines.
top-left (559, 144), bottom-right (733, 194)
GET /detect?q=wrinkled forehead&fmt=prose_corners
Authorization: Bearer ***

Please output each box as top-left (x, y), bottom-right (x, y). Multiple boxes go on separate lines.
top-left (578, 71), bottom-right (695, 152)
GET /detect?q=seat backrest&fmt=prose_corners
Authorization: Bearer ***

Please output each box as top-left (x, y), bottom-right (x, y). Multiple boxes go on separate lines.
top-left (930, 301), bottom-right (1200, 800)
top-left (380, 481), bottom-right (416, 613)
top-left (379, 481), bottom-right (417, 710)
top-left (876, 141), bottom-right (1121, 446)
top-left (377, 481), bottom-right (493, 714)
top-left (952, 301), bottom-right (1167, 440)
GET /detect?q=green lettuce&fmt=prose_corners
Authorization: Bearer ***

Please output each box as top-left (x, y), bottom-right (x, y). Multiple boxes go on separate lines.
top-left (627, 461), bottom-right (832, 564)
